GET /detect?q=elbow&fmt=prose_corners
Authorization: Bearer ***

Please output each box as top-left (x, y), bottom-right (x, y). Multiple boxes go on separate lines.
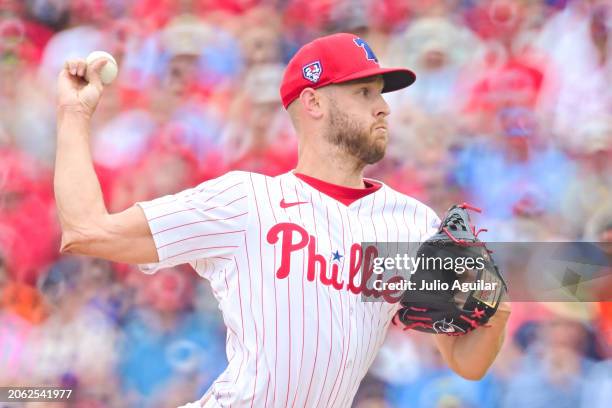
top-left (60, 230), bottom-right (82, 254)
top-left (451, 362), bottom-right (489, 381)
top-left (456, 368), bottom-right (488, 381)
top-left (59, 226), bottom-right (98, 255)
top-left (446, 351), bottom-right (490, 381)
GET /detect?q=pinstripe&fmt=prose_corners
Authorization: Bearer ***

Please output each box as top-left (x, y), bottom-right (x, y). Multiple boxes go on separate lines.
top-left (303, 190), bottom-right (321, 408)
top-left (248, 173), bottom-right (268, 407)
top-left (279, 178), bottom-right (293, 408)
top-left (290, 183), bottom-right (307, 408)
top-left (138, 171), bottom-right (440, 408)
top-left (314, 197), bottom-right (334, 408)
top-left (158, 230), bottom-right (245, 250)
top-left (243, 232), bottom-right (259, 408)
top-left (263, 177), bottom-right (280, 407)
top-left (327, 202), bottom-right (348, 407)
top-left (153, 212), bottom-right (247, 236)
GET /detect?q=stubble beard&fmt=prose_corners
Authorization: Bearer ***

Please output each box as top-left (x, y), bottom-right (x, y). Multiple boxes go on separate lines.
top-left (325, 100), bottom-right (386, 167)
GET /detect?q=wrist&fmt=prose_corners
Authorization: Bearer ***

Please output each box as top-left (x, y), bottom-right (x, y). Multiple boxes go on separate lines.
top-left (491, 305), bottom-right (511, 324)
top-left (57, 104), bottom-right (93, 121)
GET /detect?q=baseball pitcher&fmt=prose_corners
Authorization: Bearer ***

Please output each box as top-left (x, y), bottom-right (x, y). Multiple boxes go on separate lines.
top-left (55, 33), bottom-right (511, 407)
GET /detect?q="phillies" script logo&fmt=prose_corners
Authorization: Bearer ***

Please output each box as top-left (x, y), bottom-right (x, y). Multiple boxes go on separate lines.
top-left (266, 223), bottom-right (403, 303)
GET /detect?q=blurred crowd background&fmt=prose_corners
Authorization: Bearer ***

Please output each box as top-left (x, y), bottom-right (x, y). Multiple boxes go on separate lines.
top-left (0, 0), bottom-right (611, 407)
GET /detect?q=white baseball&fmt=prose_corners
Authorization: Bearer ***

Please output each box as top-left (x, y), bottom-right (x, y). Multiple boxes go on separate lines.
top-left (85, 50), bottom-right (118, 85)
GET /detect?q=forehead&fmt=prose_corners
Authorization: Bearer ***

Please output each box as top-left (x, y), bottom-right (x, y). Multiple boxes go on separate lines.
top-left (336, 75), bottom-right (384, 89)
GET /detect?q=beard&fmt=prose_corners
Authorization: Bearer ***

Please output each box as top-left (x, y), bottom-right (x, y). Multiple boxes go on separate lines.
top-left (325, 100), bottom-right (386, 166)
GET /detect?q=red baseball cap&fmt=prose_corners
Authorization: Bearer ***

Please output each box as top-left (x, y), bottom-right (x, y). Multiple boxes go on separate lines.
top-left (280, 33), bottom-right (416, 108)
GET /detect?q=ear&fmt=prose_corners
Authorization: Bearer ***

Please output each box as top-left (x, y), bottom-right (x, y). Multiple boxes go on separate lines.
top-left (298, 88), bottom-right (326, 120)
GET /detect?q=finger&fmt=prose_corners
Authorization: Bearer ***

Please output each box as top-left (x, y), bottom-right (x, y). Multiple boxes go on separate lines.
top-left (65, 59), bottom-right (86, 76)
top-left (67, 60), bottom-right (77, 76)
top-left (76, 61), bottom-right (87, 77)
top-left (85, 57), bottom-right (108, 89)
top-left (66, 60), bottom-right (75, 75)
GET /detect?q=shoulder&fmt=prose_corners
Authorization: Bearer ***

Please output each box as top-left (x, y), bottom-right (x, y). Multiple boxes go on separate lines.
top-left (191, 170), bottom-right (268, 192)
top-left (369, 178), bottom-right (437, 213)
top-left (200, 170), bottom-right (252, 184)
top-left (189, 171), bottom-right (295, 202)
top-left (371, 179), bottom-right (441, 226)
top-left (226, 170), bottom-right (295, 188)
top-left (221, 170), bottom-right (285, 183)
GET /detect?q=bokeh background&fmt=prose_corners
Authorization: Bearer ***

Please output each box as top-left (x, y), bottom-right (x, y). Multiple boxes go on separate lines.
top-left (1, 0), bottom-right (611, 407)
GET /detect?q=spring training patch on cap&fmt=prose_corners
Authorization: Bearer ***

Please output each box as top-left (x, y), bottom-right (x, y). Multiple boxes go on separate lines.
top-left (302, 61), bottom-right (322, 83)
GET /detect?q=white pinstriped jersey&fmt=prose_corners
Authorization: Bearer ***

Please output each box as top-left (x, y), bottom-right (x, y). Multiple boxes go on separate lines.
top-left (138, 170), bottom-right (439, 408)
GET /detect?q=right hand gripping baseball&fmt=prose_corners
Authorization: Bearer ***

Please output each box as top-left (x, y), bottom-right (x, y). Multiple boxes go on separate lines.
top-left (57, 57), bottom-right (108, 117)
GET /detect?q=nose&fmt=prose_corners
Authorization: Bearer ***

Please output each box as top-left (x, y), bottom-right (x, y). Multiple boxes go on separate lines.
top-left (374, 94), bottom-right (390, 118)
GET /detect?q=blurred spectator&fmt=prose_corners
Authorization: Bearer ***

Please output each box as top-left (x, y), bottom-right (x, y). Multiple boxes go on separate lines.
top-left (38, 24), bottom-right (106, 84)
top-left (0, 13), bottom-right (55, 163)
top-left (502, 317), bottom-right (595, 408)
top-left (92, 109), bottom-right (158, 172)
top-left (463, 0), bottom-right (548, 50)
top-left (105, 131), bottom-right (208, 212)
top-left (30, 257), bottom-right (120, 401)
top-left (117, 267), bottom-right (226, 406)
top-left (0, 275), bottom-right (47, 387)
top-left (0, 289), bottom-right (42, 385)
top-left (1, 1), bottom-right (612, 405)
top-left (461, 48), bottom-right (545, 120)
top-left (560, 119), bottom-right (612, 238)
top-left (238, 7), bottom-right (283, 68)
top-left (0, 148), bottom-right (59, 283)
top-left (378, 328), bottom-right (501, 408)
top-left (385, 16), bottom-right (484, 117)
top-left (581, 206), bottom-right (612, 306)
top-left (584, 203), bottom-right (612, 242)
top-left (158, 14), bottom-right (240, 103)
top-left (535, 0), bottom-right (612, 152)
top-left (597, 302), bottom-right (612, 359)
top-left (453, 107), bottom-right (575, 222)
top-left (581, 359), bottom-right (612, 408)
top-left (0, 253), bottom-right (6, 286)
top-left (23, 0), bottom-right (70, 31)
top-left (1, 280), bottom-right (47, 324)
top-left (352, 375), bottom-right (391, 408)
top-left (220, 63), bottom-right (297, 175)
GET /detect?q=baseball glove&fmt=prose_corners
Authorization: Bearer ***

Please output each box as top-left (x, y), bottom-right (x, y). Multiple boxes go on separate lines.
top-left (394, 203), bottom-right (507, 336)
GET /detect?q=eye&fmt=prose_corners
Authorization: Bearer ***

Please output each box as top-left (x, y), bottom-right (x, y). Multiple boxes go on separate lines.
top-left (360, 87), bottom-right (370, 97)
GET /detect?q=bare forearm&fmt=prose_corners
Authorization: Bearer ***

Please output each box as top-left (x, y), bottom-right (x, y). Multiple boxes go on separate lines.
top-left (454, 311), bottom-right (509, 377)
top-left (436, 308), bottom-right (510, 380)
top-left (54, 109), bottom-right (108, 238)
top-left (52, 58), bottom-right (158, 262)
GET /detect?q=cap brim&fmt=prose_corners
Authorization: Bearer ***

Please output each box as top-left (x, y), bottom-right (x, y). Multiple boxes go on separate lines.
top-left (332, 67), bottom-right (416, 93)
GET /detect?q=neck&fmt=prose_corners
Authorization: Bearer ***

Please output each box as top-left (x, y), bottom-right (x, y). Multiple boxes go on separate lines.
top-left (295, 140), bottom-right (366, 188)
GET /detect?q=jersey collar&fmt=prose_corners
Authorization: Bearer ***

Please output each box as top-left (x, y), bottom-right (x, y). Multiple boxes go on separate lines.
top-left (291, 171), bottom-right (382, 206)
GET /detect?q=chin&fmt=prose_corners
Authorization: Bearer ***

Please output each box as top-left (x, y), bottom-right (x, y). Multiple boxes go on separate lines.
top-left (364, 146), bottom-right (386, 165)
top-left (373, 136), bottom-right (387, 151)
top-left (371, 129), bottom-right (388, 145)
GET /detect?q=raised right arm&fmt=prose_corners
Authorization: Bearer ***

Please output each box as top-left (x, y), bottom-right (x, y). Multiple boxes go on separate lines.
top-left (54, 58), bottom-right (158, 264)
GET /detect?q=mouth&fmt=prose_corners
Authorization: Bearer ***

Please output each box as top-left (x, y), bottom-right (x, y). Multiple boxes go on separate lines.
top-left (374, 126), bottom-right (388, 134)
